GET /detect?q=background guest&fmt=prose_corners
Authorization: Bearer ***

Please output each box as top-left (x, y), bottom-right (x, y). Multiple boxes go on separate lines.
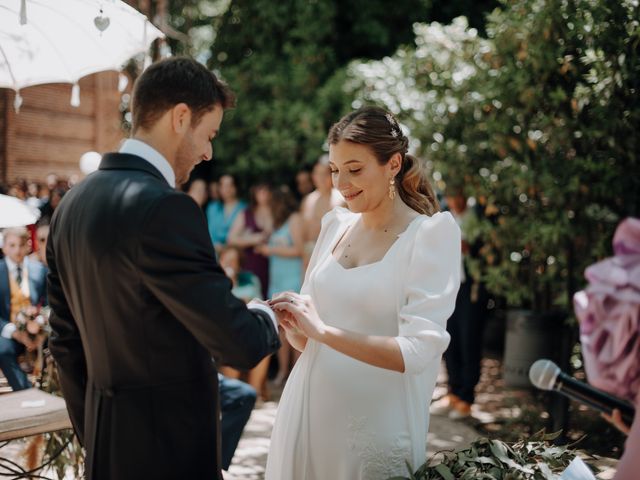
top-left (295, 168), bottom-right (314, 200)
top-left (186, 178), bottom-right (209, 209)
top-left (432, 186), bottom-right (487, 419)
top-left (218, 245), bottom-right (271, 400)
top-left (29, 222), bottom-right (50, 267)
top-left (207, 180), bottom-right (220, 206)
top-left (0, 227), bottom-right (47, 391)
top-left (301, 155), bottom-right (344, 271)
top-left (39, 187), bottom-right (65, 224)
top-left (256, 185), bottom-right (304, 385)
top-left (25, 182), bottom-right (43, 209)
top-left (206, 174), bottom-right (246, 254)
top-left (228, 183), bottom-right (273, 299)
top-left (219, 246), bottom-right (263, 305)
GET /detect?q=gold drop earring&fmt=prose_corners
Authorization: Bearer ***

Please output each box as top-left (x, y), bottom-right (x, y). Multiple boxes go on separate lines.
top-left (388, 177), bottom-right (396, 200)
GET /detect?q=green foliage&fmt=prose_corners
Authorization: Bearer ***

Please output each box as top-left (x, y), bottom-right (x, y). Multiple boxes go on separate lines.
top-left (350, 0), bottom-right (640, 311)
top-left (198, 0), bottom-right (440, 188)
top-left (389, 430), bottom-right (579, 480)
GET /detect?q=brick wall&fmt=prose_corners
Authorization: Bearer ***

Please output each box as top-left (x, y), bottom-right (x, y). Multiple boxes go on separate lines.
top-left (0, 92), bottom-right (6, 182)
top-left (0, 71), bottom-right (125, 185)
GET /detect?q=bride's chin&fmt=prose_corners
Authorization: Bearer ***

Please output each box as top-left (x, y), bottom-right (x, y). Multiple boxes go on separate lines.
top-left (344, 201), bottom-right (363, 213)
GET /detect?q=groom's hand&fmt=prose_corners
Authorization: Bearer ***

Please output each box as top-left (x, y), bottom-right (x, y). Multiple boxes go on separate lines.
top-left (247, 299), bottom-right (278, 334)
top-left (249, 298), bottom-right (268, 306)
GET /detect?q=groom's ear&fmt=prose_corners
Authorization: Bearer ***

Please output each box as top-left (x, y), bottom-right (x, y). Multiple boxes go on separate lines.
top-left (171, 103), bottom-right (192, 135)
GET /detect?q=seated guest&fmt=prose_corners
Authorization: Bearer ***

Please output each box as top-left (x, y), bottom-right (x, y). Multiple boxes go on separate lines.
top-left (219, 246), bottom-right (263, 302)
top-left (216, 246), bottom-right (263, 468)
top-left (218, 246), bottom-right (271, 400)
top-left (0, 227), bottom-right (47, 390)
top-left (218, 373), bottom-right (257, 471)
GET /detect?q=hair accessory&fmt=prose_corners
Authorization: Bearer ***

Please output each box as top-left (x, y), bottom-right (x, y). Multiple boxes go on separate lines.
top-left (386, 113), bottom-right (400, 138)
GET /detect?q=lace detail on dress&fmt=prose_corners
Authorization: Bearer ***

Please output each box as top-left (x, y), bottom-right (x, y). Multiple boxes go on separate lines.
top-left (347, 415), bottom-right (412, 479)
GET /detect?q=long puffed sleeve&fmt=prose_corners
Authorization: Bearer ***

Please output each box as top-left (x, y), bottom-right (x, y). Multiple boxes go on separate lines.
top-left (394, 212), bottom-right (461, 374)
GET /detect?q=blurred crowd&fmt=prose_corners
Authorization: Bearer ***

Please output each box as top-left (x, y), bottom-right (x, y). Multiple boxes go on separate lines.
top-left (1, 159), bottom-right (492, 420)
top-left (0, 157), bottom-right (347, 402)
top-left (0, 172), bottom-right (75, 266)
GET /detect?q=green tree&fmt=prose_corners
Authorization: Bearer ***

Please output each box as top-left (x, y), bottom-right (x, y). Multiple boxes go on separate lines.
top-left (127, 1), bottom-right (500, 190)
top-left (200, 0), bottom-right (437, 188)
top-left (350, 0), bottom-right (640, 311)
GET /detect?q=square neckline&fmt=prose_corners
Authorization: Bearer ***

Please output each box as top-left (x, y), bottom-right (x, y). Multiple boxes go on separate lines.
top-left (329, 214), bottom-right (424, 271)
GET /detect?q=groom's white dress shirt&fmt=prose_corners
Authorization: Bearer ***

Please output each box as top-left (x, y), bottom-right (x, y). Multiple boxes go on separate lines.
top-left (119, 139), bottom-right (176, 188)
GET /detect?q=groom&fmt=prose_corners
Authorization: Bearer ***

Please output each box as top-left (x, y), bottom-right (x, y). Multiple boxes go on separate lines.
top-left (46, 57), bottom-right (280, 480)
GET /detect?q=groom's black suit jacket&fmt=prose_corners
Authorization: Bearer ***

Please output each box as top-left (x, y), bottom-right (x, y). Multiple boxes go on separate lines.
top-left (46, 153), bottom-right (280, 480)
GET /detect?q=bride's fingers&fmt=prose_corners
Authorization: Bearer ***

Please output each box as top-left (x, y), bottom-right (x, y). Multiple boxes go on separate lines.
top-left (270, 293), bottom-right (304, 308)
top-left (271, 301), bottom-right (305, 318)
top-left (270, 295), bottom-right (300, 304)
top-left (279, 317), bottom-right (295, 329)
top-left (269, 292), bottom-right (298, 305)
top-left (282, 318), bottom-right (303, 333)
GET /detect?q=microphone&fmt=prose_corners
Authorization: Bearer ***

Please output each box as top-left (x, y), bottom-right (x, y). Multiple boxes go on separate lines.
top-left (529, 359), bottom-right (635, 426)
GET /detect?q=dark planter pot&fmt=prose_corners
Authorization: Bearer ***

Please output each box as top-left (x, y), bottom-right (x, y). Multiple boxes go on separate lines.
top-left (503, 309), bottom-right (567, 388)
top-left (483, 309), bottom-right (506, 356)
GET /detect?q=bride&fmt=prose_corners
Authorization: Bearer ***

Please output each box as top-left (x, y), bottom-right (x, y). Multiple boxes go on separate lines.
top-left (265, 106), bottom-right (461, 480)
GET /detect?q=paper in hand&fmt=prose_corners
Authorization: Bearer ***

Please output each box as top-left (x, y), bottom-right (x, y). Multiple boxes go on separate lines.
top-left (560, 457), bottom-right (597, 480)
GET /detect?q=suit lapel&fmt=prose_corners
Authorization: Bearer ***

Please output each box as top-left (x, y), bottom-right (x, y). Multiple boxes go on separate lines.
top-left (0, 260), bottom-right (10, 317)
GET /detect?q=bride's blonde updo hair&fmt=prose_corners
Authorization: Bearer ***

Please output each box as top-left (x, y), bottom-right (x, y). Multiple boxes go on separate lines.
top-left (327, 106), bottom-right (440, 216)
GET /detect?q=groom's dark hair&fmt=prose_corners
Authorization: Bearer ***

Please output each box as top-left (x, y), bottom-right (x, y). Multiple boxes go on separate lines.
top-left (131, 56), bottom-right (235, 134)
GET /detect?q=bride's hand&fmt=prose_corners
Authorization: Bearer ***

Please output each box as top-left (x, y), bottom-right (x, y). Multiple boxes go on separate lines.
top-left (269, 292), bottom-right (327, 341)
top-left (275, 308), bottom-right (304, 335)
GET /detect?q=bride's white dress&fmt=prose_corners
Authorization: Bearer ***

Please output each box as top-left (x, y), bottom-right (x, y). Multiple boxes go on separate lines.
top-left (266, 207), bottom-right (460, 480)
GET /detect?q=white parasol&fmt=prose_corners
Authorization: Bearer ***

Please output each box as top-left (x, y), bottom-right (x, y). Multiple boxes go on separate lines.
top-left (0, 0), bottom-right (164, 110)
top-left (0, 193), bottom-right (41, 228)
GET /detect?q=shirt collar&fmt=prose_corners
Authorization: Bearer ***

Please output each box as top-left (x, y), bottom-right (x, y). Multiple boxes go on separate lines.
top-left (119, 139), bottom-right (176, 188)
top-left (4, 257), bottom-right (23, 275)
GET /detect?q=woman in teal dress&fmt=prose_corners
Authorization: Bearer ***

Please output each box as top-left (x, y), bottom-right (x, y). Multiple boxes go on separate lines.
top-left (205, 174), bottom-right (246, 253)
top-left (256, 186), bottom-right (304, 384)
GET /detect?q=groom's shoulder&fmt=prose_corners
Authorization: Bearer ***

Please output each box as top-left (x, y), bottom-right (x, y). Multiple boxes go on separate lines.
top-left (139, 189), bottom-right (206, 230)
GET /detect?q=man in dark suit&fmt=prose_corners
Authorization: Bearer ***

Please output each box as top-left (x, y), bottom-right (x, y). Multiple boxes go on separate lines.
top-left (46, 57), bottom-right (280, 480)
top-left (0, 227), bottom-right (47, 391)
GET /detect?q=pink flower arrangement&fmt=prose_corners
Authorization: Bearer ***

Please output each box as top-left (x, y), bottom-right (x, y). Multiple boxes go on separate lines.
top-left (15, 305), bottom-right (51, 340)
top-left (574, 217), bottom-right (640, 403)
